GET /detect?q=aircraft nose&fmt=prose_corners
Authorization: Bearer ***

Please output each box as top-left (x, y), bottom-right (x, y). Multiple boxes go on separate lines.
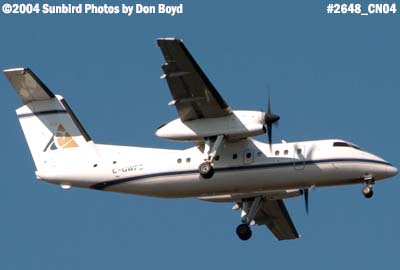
top-left (386, 165), bottom-right (398, 178)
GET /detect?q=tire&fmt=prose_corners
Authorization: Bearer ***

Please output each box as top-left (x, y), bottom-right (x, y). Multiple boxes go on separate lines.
top-left (236, 224), bottom-right (252, 241)
top-left (362, 186), bottom-right (373, 199)
top-left (199, 162), bottom-right (214, 179)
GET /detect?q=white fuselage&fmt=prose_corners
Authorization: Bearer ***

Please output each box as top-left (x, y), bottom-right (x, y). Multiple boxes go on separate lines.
top-left (36, 138), bottom-right (397, 199)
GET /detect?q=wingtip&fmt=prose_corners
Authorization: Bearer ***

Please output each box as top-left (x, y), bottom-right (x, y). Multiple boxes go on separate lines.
top-left (157, 37), bottom-right (182, 41)
top-left (157, 37), bottom-right (183, 44)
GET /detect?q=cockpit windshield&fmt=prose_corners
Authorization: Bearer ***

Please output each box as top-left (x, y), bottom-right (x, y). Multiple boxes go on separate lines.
top-left (333, 141), bottom-right (362, 150)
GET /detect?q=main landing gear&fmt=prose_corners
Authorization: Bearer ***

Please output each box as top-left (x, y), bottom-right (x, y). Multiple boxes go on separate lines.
top-left (198, 162), bottom-right (213, 179)
top-left (236, 224), bottom-right (252, 241)
top-left (362, 175), bottom-right (374, 199)
top-left (198, 135), bottom-right (225, 179)
top-left (234, 197), bottom-right (263, 241)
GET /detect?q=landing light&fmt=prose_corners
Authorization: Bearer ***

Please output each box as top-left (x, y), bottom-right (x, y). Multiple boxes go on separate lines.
top-left (60, 184), bottom-right (71, 190)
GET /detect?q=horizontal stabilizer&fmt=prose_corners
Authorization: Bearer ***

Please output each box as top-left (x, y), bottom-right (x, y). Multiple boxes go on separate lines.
top-left (3, 68), bottom-right (55, 104)
top-left (4, 67), bottom-right (94, 171)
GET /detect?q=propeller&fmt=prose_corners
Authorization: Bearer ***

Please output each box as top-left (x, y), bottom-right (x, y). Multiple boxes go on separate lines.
top-left (302, 185), bottom-right (315, 215)
top-left (264, 96), bottom-right (280, 150)
top-left (304, 189), bottom-right (309, 215)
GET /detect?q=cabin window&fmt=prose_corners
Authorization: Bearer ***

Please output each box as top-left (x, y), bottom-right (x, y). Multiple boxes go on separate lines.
top-left (186, 158), bottom-right (191, 163)
top-left (246, 152), bottom-right (252, 158)
top-left (275, 151), bottom-right (279, 156)
top-left (297, 149), bottom-right (302, 155)
top-left (333, 141), bottom-right (361, 150)
top-left (232, 153), bottom-right (238, 159)
top-left (284, 150), bottom-right (289, 155)
top-left (333, 142), bottom-right (349, 147)
top-left (177, 158), bottom-right (182, 164)
top-left (215, 155), bottom-right (220, 161)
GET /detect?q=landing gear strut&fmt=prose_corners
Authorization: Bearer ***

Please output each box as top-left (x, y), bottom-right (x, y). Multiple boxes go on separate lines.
top-left (234, 197), bottom-right (263, 241)
top-left (198, 135), bottom-right (225, 179)
top-left (362, 175), bottom-right (374, 199)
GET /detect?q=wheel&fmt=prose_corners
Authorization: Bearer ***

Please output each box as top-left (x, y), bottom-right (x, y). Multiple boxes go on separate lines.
top-left (199, 162), bottom-right (214, 179)
top-left (236, 224), bottom-right (252, 241)
top-left (362, 186), bottom-right (373, 199)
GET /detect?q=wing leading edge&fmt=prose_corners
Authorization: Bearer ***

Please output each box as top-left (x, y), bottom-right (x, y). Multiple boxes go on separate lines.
top-left (255, 199), bottom-right (299, 240)
top-left (157, 38), bottom-right (232, 121)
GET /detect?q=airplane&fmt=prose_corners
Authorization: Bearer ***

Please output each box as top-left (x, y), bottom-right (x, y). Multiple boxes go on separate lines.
top-left (4, 38), bottom-right (398, 241)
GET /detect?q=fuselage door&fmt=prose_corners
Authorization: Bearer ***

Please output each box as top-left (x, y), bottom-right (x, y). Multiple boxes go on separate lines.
top-left (294, 145), bottom-right (306, 170)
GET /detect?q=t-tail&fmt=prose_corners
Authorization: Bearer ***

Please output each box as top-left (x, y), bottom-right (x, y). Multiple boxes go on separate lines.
top-left (4, 68), bottom-right (98, 173)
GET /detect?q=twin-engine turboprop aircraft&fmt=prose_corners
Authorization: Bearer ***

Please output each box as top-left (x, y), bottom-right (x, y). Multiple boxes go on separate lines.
top-left (4, 38), bottom-right (397, 241)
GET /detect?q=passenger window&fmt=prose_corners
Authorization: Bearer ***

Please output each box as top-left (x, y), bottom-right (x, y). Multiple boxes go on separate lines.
top-left (297, 149), bottom-right (302, 155)
top-left (233, 154), bottom-right (238, 159)
top-left (177, 158), bottom-right (182, 164)
top-left (186, 158), bottom-right (191, 163)
top-left (246, 153), bottom-right (252, 158)
top-left (284, 150), bottom-right (288, 155)
top-left (275, 151), bottom-right (279, 156)
top-left (215, 155), bottom-right (220, 161)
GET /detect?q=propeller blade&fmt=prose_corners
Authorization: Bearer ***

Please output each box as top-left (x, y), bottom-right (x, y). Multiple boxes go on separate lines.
top-left (267, 96), bottom-right (272, 114)
top-left (304, 189), bottom-right (309, 215)
top-left (264, 94), bottom-right (280, 151)
top-left (267, 124), bottom-right (272, 151)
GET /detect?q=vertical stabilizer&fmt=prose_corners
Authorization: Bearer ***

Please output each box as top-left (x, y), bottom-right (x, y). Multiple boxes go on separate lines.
top-left (4, 68), bottom-right (96, 171)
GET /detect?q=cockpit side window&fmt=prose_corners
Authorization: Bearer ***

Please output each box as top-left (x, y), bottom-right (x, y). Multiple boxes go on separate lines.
top-left (333, 142), bottom-right (361, 150)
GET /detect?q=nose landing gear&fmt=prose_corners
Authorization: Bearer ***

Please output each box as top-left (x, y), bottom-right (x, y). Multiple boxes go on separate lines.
top-left (362, 175), bottom-right (375, 199)
top-left (362, 186), bottom-right (373, 198)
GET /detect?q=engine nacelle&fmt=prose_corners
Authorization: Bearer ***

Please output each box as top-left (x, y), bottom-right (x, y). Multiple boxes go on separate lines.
top-left (156, 110), bottom-right (265, 141)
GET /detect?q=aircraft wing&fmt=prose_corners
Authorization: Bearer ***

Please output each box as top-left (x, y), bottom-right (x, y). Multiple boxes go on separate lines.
top-left (254, 199), bottom-right (299, 240)
top-left (157, 38), bottom-right (232, 121)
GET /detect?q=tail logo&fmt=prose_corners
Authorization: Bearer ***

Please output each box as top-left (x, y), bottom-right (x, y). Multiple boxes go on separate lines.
top-left (43, 124), bottom-right (78, 152)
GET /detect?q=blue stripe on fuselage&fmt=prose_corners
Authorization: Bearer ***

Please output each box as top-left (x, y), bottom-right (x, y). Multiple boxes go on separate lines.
top-left (90, 158), bottom-right (391, 190)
